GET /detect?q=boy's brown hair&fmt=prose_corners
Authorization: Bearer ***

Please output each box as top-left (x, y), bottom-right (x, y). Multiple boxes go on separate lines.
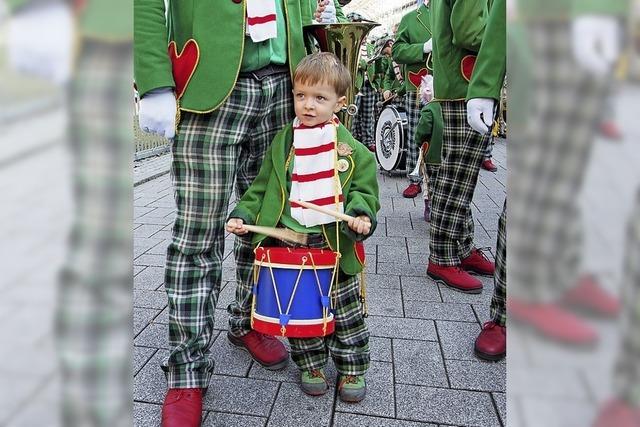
top-left (293, 52), bottom-right (351, 97)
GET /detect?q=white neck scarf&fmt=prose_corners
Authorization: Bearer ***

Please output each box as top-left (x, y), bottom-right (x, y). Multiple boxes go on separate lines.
top-left (246, 0), bottom-right (278, 42)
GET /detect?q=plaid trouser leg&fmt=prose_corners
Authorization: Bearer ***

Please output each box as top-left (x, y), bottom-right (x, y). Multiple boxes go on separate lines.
top-left (58, 41), bottom-right (133, 426)
top-left (404, 92), bottom-right (421, 182)
top-left (359, 82), bottom-right (377, 147)
top-left (484, 136), bottom-right (495, 159)
top-left (424, 164), bottom-right (440, 201)
top-left (289, 275), bottom-right (370, 376)
top-left (352, 92), bottom-right (364, 142)
top-left (429, 100), bottom-right (489, 266)
top-left (509, 22), bottom-right (605, 301)
top-left (613, 190), bottom-right (640, 405)
top-left (490, 201), bottom-right (507, 326)
top-left (163, 73), bottom-right (293, 388)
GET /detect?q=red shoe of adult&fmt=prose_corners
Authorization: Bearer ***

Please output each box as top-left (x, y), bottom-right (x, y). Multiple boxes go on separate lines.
top-left (227, 330), bottom-right (289, 370)
top-left (427, 262), bottom-right (483, 293)
top-left (474, 321), bottom-right (506, 361)
top-left (481, 158), bottom-right (498, 172)
top-left (367, 144), bottom-right (376, 153)
top-left (161, 388), bottom-right (203, 427)
top-left (460, 248), bottom-right (495, 276)
top-left (599, 120), bottom-right (623, 140)
top-left (508, 298), bottom-right (598, 346)
top-left (592, 398), bottom-right (640, 427)
top-left (563, 274), bottom-right (621, 318)
top-left (402, 182), bottom-right (422, 198)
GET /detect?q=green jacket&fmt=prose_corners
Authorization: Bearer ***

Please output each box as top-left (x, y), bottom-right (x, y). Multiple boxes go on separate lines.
top-left (414, 101), bottom-right (443, 165)
top-left (356, 43), bottom-right (384, 91)
top-left (382, 56), bottom-right (404, 94)
top-left (466, 0), bottom-right (505, 101)
top-left (392, 3), bottom-right (432, 94)
top-left (134, 0), bottom-right (344, 113)
top-left (431, 0), bottom-right (488, 100)
top-left (228, 122), bottom-right (380, 276)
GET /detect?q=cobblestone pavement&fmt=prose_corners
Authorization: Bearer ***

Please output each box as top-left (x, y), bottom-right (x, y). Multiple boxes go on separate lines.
top-left (133, 139), bottom-right (508, 427)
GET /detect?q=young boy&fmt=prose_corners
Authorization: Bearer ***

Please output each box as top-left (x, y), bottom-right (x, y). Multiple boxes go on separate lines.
top-left (226, 52), bottom-right (380, 402)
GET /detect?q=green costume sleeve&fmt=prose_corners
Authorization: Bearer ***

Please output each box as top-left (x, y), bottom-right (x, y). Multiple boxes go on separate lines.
top-left (382, 59), bottom-right (394, 91)
top-left (334, 0), bottom-right (348, 22)
top-left (450, 0), bottom-right (486, 52)
top-left (466, 0), bottom-right (505, 101)
top-left (392, 13), bottom-right (427, 65)
top-left (414, 106), bottom-right (434, 147)
top-left (340, 144), bottom-right (380, 242)
top-left (134, 0), bottom-right (175, 97)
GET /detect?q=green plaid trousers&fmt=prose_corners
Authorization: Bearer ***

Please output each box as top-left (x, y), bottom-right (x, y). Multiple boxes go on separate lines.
top-left (273, 238), bottom-right (370, 375)
top-left (429, 100), bottom-right (489, 266)
top-left (490, 201), bottom-right (507, 326)
top-left (352, 80), bottom-right (378, 147)
top-left (404, 91), bottom-right (422, 183)
top-left (614, 189), bottom-right (640, 405)
top-left (163, 73), bottom-right (294, 388)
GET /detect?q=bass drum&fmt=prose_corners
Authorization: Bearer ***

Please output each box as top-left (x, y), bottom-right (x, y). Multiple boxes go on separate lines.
top-left (374, 105), bottom-right (408, 172)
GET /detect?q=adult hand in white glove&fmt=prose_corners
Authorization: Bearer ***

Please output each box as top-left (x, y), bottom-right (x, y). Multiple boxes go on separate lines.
top-left (571, 15), bottom-right (620, 77)
top-left (138, 88), bottom-right (178, 140)
top-left (466, 98), bottom-right (495, 135)
top-left (315, 0), bottom-right (337, 23)
top-left (423, 38), bottom-right (432, 53)
top-left (7, 1), bottom-right (74, 85)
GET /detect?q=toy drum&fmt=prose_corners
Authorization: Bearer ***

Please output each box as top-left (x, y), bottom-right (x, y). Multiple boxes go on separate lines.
top-left (251, 246), bottom-right (338, 338)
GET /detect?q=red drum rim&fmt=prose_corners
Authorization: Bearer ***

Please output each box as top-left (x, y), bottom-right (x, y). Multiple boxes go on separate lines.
top-left (254, 246), bottom-right (338, 267)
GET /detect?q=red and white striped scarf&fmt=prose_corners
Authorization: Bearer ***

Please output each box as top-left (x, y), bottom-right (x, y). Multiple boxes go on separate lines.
top-left (246, 0), bottom-right (277, 42)
top-left (290, 117), bottom-right (344, 227)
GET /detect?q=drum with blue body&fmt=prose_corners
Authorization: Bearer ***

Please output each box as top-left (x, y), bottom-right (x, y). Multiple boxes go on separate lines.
top-left (251, 247), bottom-right (337, 338)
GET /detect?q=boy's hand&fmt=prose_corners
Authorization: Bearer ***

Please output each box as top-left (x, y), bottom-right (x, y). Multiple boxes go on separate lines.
top-left (226, 218), bottom-right (248, 235)
top-left (347, 215), bottom-right (372, 236)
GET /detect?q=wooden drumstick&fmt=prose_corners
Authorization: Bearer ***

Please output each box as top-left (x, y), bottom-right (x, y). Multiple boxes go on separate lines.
top-left (242, 224), bottom-right (308, 245)
top-left (292, 200), bottom-right (355, 222)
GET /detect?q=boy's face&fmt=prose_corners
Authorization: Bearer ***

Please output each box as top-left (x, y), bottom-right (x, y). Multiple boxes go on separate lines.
top-left (293, 80), bottom-right (346, 127)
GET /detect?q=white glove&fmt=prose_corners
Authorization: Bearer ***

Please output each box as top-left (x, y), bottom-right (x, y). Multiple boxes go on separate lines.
top-left (423, 38), bottom-right (432, 53)
top-left (466, 98), bottom-right (495, 135)
top-left (7, 1), bottom-right (74, 85)
top-left (138, 88), bottom-right (178, 140)
top-left (315, 0), bottom-right (337, 24)
top-left (571, 15), bottom-right (620, 77)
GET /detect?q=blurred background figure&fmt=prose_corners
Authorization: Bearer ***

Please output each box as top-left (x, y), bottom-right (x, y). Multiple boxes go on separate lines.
top-left (1, 0), bottom-right (133, 425)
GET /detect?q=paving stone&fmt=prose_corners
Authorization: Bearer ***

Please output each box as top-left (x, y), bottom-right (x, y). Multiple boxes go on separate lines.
top-left (134, 254), bottom-right (167, 268)
top-left (335, 361), bottom-right (395, 418)
top-left (367, 316), bottom-right (437, 341)
top-left (203, 412), bottom-right (266, 427)
top-left (146, 239), bottom-right (170, 255)
top-left (392, 197), bottom-right (417, 211)
top-left (395, 385), bottom-right (500, 426)
top-left (133, 402), bottom-right (162, 427)
top-left (153, 306), bottom-right (169, 324)
top-left (376, 244), bottom-right (409, 264)
top-left (370, 337), bottom-right (392, 362)
top-left (408, 251), bottom-right (429, 265)
top-left (492, 393), bottom-right (506, 426)
top-left (134, 289), bottom-right (167, 310)
top-left (401, 277), bottom-right (442, 303)
top-left (138, 207), bottom-right (175, 219)
top-left (133, 350), bottom-right (169, 404)
top-left (135, 322), bottom-right (170, 349)
top-left (267, 382), bottom-right (335, 427)
top-left (366, 236), bottom-right (406, 247)
top-left (203, 376), bottom-right (279, 415)
top-left (435, 321), bottom-right (481, 360)
top-left (367, 287), bottom-right (404, 317)
top-left (404, 301), bottom-right (476, 323)
top-left (134, 265), bottom-right (165, 290)
top-left (210, 332), bottom-right (253, 377)
top-left (134, 265), bottom-right (146, 275)
top-left (366, 274), bottom-right (401, 290)
top-left (151, 229), bottom-right (173, 240)
top-left (134, 346), bottom-right (157, 375)
top-left (393, 340), bottom-right (447, 388)
top-left (377, 262), bottom-right (427, 277)
top-left (134, 206), bottom-right (155, 219)
top-left (405, 237), bottom-right (430, 254)
top-left (135, 308), bottom-right (161, 336)
top-left (217, 281), bottom-right (237, 309)
top-left (134, 224), bottom-right (165, 239)
top-left (386, 218), bottom-right (416, 238)
top-left (333, 413), bottom-right (437, 427)
top-left (446, 360), bottom-right (505, 392)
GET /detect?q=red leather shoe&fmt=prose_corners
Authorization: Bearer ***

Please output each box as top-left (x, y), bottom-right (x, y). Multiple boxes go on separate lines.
top-left (460, 248), bottom-right (495, 277)
top-left (563, 274), bottom-right (621, 318)
top-left (592, 399), bottom-right (640, 427)
top-left (481, 158), bottom-right (498, 172)
top-left (367, 144), bottom-right (376, 153)
top-left (599, 120), bottom-right (623, 140)
top-left (474, 321), bottom-right (506, 361)
top-left (402, 182), bottom-right (422, 198)
top-left (227, 330), bottom-right (289, 370)
top-left (427, 262), bottom-right (483, 293)
top-left (508, 298), bottom-right (598, 346)
top-left (161, 388), bottom-right (203, 427)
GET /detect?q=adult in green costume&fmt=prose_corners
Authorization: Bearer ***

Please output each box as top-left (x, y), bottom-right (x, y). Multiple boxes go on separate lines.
top-left (352, 33), bottom-right (380, 150)
top-left (134, 1), bottom-right (345, 425)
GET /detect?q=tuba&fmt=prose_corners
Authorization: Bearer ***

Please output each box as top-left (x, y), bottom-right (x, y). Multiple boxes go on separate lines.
top-left (304, 21), bottom-right (379, 130)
